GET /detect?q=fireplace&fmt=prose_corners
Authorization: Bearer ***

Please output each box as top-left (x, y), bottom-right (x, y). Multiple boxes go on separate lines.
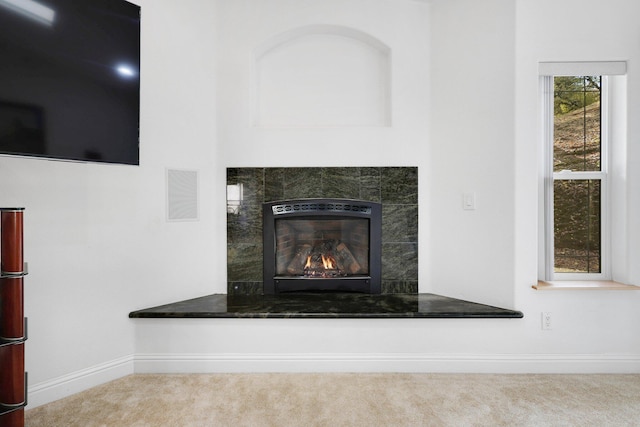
top-left (263, 199), bottom-right (382, 294)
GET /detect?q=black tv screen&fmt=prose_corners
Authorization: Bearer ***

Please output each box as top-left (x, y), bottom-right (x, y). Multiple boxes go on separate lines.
top-left (0, 0), bottom-right (140, 165)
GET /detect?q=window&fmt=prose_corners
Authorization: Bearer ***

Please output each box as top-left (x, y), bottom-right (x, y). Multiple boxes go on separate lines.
top-left (538, 61), bottom-right (631, 287)
top-left (544, 75), bottom-right (607, 280)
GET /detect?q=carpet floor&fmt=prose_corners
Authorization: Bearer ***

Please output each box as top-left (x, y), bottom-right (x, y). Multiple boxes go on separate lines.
top-left (25, 373), bottom-right (640, 426)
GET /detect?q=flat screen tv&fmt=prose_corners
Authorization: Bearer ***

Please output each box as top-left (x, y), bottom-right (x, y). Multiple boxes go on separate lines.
top-left (0, 0), bottom-right (140, 165)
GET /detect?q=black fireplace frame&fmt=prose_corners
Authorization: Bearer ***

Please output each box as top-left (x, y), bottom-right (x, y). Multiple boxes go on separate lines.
top-left (263, 199), bottom-right (382, 294)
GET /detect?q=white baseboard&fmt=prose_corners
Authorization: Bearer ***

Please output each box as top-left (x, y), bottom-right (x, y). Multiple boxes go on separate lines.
top-left (26, 352), bottom-right (640, 409)
top-left (28, 355), bottom-right (134, 409)
top-left (134, 352), bottom-right (640, 374)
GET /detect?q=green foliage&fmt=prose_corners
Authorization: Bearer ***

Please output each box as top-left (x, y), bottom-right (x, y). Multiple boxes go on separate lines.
top-left (554, 76), bottom-right (600, 115)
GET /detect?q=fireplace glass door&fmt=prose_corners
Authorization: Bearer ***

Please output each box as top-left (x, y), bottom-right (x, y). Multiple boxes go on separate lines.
top-left (275, 218), bottom-right (370, 279)
top-left (263, 199), bottom-right (381, 294)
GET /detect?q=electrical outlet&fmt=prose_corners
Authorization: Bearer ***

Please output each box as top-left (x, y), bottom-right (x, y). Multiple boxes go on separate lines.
top-left (542, 312), bottom-right (553, 330)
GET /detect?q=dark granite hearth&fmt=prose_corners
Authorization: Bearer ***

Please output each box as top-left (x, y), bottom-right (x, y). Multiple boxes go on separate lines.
top-left (128, 293), bottom-right (523, 319)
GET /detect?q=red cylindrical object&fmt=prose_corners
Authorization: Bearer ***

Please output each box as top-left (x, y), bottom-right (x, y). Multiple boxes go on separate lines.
top-left (0, 208), bottom-right (25, 427)
top-left (0, 278), bottom-right (24, 339)
top-left (0, 409), bottom-right (24, 427)
top-left (1, 210), bottom-right (24, 274)
top-left (0, 344), bottom-right (25, 405)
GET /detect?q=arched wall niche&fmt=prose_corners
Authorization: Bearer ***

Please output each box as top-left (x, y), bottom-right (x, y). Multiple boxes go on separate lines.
top-left (253, 25), bottom-right (392, 128)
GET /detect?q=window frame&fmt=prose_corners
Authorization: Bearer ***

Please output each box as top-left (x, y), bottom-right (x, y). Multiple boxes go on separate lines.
top-left (542, 75), bottom-right (611, 281)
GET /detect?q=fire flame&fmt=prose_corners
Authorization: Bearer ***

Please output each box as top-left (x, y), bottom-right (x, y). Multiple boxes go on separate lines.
top-left (305, 254), bottom-right (336, 270)
top-left (321, 254), bottom-right (335, 269)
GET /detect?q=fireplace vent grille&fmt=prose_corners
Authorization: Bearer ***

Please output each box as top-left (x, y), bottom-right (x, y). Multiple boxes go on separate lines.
top-left (272, 202), bottom-right (371, 215)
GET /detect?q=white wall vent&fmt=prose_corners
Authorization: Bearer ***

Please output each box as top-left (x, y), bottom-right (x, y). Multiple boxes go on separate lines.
top-left (166, 169), bottom-right (199, 221)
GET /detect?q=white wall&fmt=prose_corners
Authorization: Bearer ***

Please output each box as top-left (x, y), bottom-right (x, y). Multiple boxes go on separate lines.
top-left (215, 0), bottom-right (431, 166)
top-left (428, 0), bottom-right (516, 307)
top-left (134, 0), bottom-right (639, 380)
top-left (2, 0), bottom-right (638, 409)
top-left (0, 0), bottom-right (220, 407)
top-left (513, 0), bottom-right (640, 365)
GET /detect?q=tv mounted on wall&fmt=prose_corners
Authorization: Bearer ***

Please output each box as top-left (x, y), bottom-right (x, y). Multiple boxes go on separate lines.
top-left (0, 0), bottom-right (140, 165)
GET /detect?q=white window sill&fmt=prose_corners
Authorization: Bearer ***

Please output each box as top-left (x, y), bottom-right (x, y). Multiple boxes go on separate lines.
top-left (533, 280), bottom-right (640, 290)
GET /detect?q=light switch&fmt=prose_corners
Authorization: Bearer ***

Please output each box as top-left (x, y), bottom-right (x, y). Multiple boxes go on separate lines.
top-left (463, 192), bottom-right (476, 210)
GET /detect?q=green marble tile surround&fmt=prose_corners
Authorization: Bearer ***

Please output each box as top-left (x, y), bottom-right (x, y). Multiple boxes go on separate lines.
top-left (227, 167), bottom-right (418, 295)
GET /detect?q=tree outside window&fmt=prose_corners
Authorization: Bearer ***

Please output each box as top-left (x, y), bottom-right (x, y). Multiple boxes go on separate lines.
top-left (551, 76), bottom-right (603, 275)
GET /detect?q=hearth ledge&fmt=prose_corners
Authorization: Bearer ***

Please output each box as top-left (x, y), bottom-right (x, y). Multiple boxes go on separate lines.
top-left (128, 293), bottom-right (523, 319)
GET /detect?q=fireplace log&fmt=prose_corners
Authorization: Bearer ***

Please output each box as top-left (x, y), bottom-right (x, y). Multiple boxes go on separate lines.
top-left (336, 242), bottom-right (361, 274)
top-left (287, 244), bottom-right (312, 275)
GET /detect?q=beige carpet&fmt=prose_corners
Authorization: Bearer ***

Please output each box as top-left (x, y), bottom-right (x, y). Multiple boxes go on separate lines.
top-left (25, 373), bottom-right (640, 426)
